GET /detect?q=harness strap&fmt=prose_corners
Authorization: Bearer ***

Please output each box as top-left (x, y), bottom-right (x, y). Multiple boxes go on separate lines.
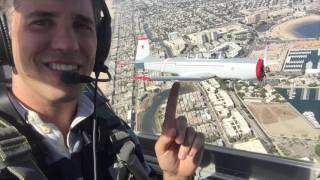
top-left (0, 85), bottom-right (44, 149)
top-left (0, 121), bottom-right (47, 180)
top-left (90, 95), bottom-right (152, 180)
top-left (0, 84), bottom-right (47, 180)
top-left (110, 129), bottom-right (150, 180)
top-left (0, 126), bottom-right (30, 167)
top-left (116, 141), bottom-right (150, 180)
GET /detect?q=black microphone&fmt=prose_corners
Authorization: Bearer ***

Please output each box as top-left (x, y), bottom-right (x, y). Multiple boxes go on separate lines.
top-left (60, 71), bottom-right (111, 84)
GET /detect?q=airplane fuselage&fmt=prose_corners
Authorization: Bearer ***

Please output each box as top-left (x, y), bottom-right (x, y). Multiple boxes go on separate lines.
top-left (138, 57), bottom-right (263, 81)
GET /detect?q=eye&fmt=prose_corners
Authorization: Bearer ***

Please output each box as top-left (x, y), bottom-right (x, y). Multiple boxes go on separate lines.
top-left (30, 19), bottom-right (53, 29)
top-left (74, 21), bottom-right (94, 32)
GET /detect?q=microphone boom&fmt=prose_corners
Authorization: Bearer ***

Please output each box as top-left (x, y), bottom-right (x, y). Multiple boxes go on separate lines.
top-left (60, 71), bottom-right (110, 84)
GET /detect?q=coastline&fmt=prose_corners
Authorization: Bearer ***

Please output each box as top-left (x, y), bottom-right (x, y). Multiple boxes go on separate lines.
top-left (270, 15), bottom-right (320, 40)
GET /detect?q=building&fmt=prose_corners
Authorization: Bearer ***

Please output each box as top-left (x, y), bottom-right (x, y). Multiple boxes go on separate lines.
top-left (245, 14), bottom-right (260, 24)
top-left (168, 32), bottom-right (180, 41)
top-left (188, 32), bottom-right (204, 44)
top-left (269, 8), bottom-right (294, 18)
top-left (219, 90), bottom-right (234, 108)
top-left (164, 37), bottom-right (186, 56)
top-left (211, 31), bottom-right (219, 41)
top-left (212, 42), bottom-right (242, 58)
top-left (222, 110), bottom-right (251, 139)
top-left (258, 9), bottom-right (268, 21)
top-left (305, 60), bottom-right (320, 74)
top-left (293, 11), bottom-right (307, 18)
top-left (243, 8), bottom-right (268, 24)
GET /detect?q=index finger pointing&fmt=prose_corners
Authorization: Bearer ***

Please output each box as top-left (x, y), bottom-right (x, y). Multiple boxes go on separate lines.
top-left (163, 82), bottom-right (180, 131)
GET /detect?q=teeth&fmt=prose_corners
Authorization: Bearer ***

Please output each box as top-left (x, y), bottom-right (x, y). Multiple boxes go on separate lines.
top-left (49, 63), bottom-right (78, 71)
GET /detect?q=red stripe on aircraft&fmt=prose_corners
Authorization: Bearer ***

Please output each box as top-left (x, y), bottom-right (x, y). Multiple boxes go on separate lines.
top-left (132, 75), bottom-right (152, 81)
top-left (137, 35), bottom-right (148, 40)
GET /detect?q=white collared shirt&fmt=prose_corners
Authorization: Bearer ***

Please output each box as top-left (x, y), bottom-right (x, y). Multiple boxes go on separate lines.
top-left (8, 93), bottom-right (94, 163)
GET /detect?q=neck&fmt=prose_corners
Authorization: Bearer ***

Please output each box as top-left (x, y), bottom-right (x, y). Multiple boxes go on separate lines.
top-left (12, 77), bottom-right (78, 138)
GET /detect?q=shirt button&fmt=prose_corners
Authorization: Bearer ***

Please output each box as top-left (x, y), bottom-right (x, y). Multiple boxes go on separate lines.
top-left (41, 126), bottom-right (51, 134)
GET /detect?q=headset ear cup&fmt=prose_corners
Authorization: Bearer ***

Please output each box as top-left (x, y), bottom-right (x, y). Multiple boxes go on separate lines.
top-left (0, 13), bottom-right (14, 67)
top-left (94, 1), bottom-right (112, 73)
top-left (94, 17), bottom-right (108, 72)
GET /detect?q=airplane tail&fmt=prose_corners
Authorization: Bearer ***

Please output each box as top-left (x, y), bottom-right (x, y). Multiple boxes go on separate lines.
top-left (135, 36), bottom-right (150, 61)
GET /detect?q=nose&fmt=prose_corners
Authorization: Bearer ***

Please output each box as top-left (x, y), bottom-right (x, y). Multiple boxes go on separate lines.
top-left (50, 24), bottom-right (80, 52)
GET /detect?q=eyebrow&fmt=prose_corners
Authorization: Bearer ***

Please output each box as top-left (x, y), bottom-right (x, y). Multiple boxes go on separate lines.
top-left (74, 14), bottom-right (95, 25)
top-left (26, 10), bottom-right (58, 19)
top-left (25, 10), bottom-right (95, 25)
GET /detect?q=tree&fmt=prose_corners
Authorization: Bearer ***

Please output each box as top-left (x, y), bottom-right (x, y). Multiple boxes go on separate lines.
top-left (315, 144), bottom-right (320, 156)
top-left (238, 92), bottom-right (245, 99)
top-left (308, 83), bottom-right (318, 87)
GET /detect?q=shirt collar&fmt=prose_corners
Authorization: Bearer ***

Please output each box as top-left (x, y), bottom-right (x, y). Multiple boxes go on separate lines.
top-left (71, 94), bottom-right (94, 129)
top-left (8, 92), bottom-right (95, 161)
top-left (8, 92), bottom-right (94, 130)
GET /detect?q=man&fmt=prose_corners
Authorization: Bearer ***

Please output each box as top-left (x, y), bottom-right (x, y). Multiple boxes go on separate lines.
top-left (0, 0), bottom-right (204, 179)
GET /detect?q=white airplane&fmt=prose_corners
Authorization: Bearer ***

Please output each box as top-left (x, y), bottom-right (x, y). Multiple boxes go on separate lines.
top-left (133, 36), bottom-right (269, 81)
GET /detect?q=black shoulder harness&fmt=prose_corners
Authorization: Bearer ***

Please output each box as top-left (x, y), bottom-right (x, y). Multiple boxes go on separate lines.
top-left (0, 84), bottom-right (47, 180)
top-left (80, 86), bottom-right (152, 180)
top-left (0, 84), bottom-right (153, 180)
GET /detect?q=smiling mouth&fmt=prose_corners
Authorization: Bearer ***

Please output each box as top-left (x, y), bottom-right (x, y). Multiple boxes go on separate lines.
top-left (45, 63), bottom-right (80, 72)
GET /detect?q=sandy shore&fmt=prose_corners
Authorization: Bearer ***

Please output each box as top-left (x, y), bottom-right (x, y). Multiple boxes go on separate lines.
top-left (271, 15), bottom-right (320, 40)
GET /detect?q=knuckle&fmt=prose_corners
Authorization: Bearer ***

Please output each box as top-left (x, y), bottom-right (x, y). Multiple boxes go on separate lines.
top-left (177, 115), bottom-right (187, 123)
top-left (176, 116), bottom-right (187, 129)
top-left (183, 127), bottom-right (196, 146)
top-left (190, 146), bottom-right (199, 155)
top-left (195, 133), bottom-right (205, 147)
top-left (187, 126), bottom-right (195, 134)
top-left (198, 132), bottom-right (205, 141)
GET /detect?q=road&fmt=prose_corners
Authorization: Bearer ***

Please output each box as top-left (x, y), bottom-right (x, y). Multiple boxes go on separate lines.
top-left (229, 82), bottom-right (273, 145)
top-left (197, 83), bottom-right (231, 147)
top-left (110, 8), bottom-right (121, 105)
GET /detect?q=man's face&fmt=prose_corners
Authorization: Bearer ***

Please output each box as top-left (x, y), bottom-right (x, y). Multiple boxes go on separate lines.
top-left (10, 0), bottom-right (97, 102)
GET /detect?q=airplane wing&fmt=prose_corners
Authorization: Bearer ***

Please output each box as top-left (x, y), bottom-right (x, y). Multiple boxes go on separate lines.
top-left (133, 73), bottom-right (216, 81)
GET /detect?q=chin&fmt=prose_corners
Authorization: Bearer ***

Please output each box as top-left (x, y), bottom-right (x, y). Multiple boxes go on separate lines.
top-left (47, 85), bottom-right (83, 102)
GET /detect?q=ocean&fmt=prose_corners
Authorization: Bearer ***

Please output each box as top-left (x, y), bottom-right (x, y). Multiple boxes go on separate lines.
top-left (292, 20), bottom-right (320, 38)
top-left (276, 88), bottom-right (320, 122)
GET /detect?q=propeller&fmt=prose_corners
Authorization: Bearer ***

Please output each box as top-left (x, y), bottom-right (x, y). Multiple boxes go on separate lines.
top-left (258, 44), bottom-right (271, 86)
top-left (264, 44), bottom-right (271, 74)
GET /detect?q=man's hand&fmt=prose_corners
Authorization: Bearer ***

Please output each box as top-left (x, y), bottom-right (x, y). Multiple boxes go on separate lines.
top-left (155, 82), bottom-right (205, 179)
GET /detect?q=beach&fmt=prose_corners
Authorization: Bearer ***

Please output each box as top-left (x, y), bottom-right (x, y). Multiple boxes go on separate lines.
top-left (271, 15), bottom-right (320, 40)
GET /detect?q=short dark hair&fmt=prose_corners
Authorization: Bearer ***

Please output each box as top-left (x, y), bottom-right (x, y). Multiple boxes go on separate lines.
top-left (1, 0), bottom-right (101, 23)
top-left (0, 0), bottom-right (14, 14)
